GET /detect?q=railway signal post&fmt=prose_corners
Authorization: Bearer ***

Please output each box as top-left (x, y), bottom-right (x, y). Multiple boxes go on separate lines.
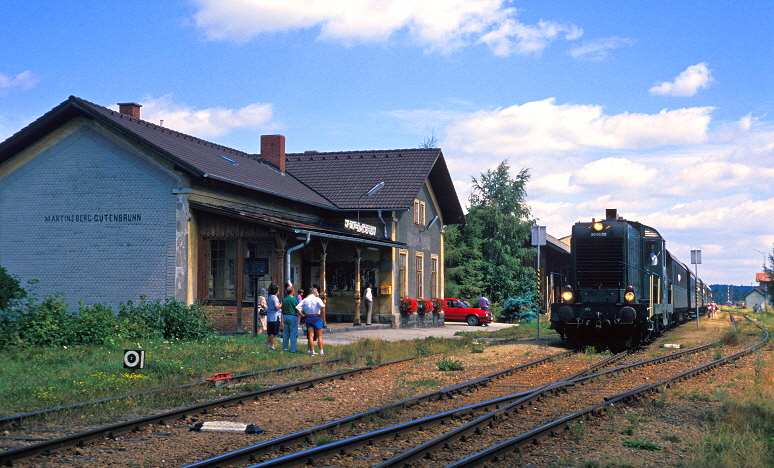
top-left (532, 225), bottom-right (546, 341)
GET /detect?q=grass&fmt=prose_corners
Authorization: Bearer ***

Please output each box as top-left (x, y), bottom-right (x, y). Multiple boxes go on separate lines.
top-left (623, 436), bottom-right (661, 451)
top-left (454, 318), bottom-right (558, 341)
top-left (0, 333), bottom-right (470, 418)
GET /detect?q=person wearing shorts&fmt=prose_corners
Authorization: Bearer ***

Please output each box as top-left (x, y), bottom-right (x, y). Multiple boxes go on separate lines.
top-left (296, 287), bottom-right (326, 356)
top-left (265, 284), bottom-right (282, 350)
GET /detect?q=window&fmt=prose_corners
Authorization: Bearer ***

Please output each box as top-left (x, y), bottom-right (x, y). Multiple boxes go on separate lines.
top-left (209, 240), bottom-right (236, 299)
top-left (399, 249), bottom-right (408, 298)
top-left (245, 240), bottom-right (273, 300)
top-left (413, 199), bottom-right (426, 225)
top-left (415, 253), bottom-right (424, 298)
top-left (430, 255), bottom-right (439, 299)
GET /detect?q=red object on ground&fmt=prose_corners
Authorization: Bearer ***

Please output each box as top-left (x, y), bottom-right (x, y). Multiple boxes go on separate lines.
top-left (206, 372), bottom-right (232, 381)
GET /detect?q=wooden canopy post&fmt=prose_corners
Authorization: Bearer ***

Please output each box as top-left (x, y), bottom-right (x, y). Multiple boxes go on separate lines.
top-left (353, 244), bottom-right (362, 325)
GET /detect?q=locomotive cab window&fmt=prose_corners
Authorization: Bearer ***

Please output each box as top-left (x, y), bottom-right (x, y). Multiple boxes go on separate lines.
top-left (646, 241), bottom-right (659, 266)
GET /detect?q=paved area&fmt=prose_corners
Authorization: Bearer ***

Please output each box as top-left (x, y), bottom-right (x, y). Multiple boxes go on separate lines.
top-left (319, 321), bottom-right (518, 345)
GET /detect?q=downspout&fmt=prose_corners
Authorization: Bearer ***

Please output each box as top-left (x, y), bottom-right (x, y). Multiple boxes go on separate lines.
top-left (377, 209), bottom-right (388, 238)
top-left (286, 232), bottom-right (311, 287)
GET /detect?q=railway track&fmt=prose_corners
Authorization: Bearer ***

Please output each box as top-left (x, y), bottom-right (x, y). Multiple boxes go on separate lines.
top-left (2, 316), bottom-right (762, 466)
top-left (0, 359), bottom-right (343, 430)
top-left (0, 357), bottom-right (413, 466)
top-left (185, 315), bottom-right (767, 467)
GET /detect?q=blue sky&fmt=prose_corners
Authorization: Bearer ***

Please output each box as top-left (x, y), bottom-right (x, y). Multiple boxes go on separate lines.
top-left (1, 0), bottom-right (773, 286)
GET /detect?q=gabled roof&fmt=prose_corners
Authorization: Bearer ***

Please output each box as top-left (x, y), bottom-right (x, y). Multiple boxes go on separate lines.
top-left (0, 96), bottom-right (464, 224)
top-left (286, 149), bottom-right (465, 225)
top-left (0, 96), bottom-right (335, 209)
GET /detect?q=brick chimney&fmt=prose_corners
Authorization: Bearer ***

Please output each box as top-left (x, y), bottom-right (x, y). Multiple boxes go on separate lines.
top-left (261, 135), bottom-right (286, 171)
top-left (118, 102), bottom-right (142, 119)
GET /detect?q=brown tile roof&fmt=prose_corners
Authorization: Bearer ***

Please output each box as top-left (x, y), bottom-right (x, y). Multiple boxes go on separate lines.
top-left (286, 149), bottom-right (465, 224)
top-left (0, 96), bottom-right (464, 224)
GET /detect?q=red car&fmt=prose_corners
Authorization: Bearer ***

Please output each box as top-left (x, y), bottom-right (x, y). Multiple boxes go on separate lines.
top-left (443, 298), bottom-right (492, 326)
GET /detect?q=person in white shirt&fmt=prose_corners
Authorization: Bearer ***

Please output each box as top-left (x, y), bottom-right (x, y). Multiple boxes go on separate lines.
top-left (296, 287), bottom-right (326, 356)
top-left (364, 282), bottom-right (374, 325)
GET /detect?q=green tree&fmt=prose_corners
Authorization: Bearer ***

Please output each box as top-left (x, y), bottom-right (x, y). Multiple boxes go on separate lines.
top-left (0, 265), bottom-right (26, 310)
top-left (445, 161), bottom-right (535, 305)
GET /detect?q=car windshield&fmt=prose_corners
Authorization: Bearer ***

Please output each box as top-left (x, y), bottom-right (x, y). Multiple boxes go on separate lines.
top-left (458, 300), bottom-right (470, 308)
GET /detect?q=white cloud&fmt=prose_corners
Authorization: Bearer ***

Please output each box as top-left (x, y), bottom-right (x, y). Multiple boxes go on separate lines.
top-left (191, 0), bottom-right (582, 55)
top-left (569, 37), bottom-right (633, 61)
top-left (444, 98), bottom-right (713, 155)
top-left (0, 71), bottom-right (39, 93)
top-left (119, 94), bottom-right (275, 138)
top-left (478, 18), bottom-right (583, 56)
top-left (571, 157), bottom-right (658, 187)
top-left (649, 63), bottom-right (714, 97)
top-left (412, 97), bottom-right (774, 284)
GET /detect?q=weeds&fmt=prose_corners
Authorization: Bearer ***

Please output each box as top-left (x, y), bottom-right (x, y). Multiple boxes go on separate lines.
top-left (312, 432), bottom-right (334, 446)
top-left (435, 357), bottom-right (464, 371)
top-left (568, 420), bottom-right (586, 440)
top-left (721, 331), bottom-right (740, 346)
top-left (662, 434), bottom-right (681, 443)
top-left (623, 436), bottom-right (661, 451)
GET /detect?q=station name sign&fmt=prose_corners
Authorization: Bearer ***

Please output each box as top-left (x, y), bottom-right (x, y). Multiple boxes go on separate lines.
top-left (44, 213), bottom-right (142, 223)
top-left (344, 219), bottom-right (376, 236)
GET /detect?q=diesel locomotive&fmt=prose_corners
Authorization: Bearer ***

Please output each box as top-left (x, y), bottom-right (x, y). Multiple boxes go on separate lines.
top-left (550, 209), bottom-right (709, 350)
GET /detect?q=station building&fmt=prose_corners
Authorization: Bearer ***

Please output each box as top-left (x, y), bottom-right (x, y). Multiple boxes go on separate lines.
top-left (0, 96), bottom-right (464, 331)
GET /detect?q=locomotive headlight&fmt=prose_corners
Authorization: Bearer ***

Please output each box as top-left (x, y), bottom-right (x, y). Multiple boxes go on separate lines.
top-left (624, 285), bottom-right (635, 303)
top-left (593, 222), bottom-right (604, 231)
top-left (561, 285), bottom-right (574, 303)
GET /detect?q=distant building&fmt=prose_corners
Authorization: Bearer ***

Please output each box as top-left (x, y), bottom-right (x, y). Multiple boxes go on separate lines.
top-left (0, 96), bottom-right (464, 331)
top-left (744, 289), bottom-right (768, 311)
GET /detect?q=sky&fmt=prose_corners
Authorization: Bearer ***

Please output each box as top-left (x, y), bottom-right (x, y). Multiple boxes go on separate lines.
top-left (1, 0), bottom-right (773, 286)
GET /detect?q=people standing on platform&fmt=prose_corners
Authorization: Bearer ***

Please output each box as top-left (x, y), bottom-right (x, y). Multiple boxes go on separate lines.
top-left (364, 282), bottom-right (374, 325)
top-left (256, 287), bottom-right (268, 334)
top-left (282, 286), bottom-right (300, 352)
top-left (297, 287), bottom-right (326, 356)
top-left (265, 284), bottom-right (282, 350)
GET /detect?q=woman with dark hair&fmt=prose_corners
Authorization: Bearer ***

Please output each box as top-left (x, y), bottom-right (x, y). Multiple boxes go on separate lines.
top-left (265, 283), bottom-right (282, 350)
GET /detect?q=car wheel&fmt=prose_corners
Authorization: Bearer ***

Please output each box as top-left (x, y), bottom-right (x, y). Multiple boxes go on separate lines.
top-left (466, 315), bottom-right (479, 326)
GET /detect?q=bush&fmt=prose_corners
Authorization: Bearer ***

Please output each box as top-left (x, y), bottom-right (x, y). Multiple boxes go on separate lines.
top-left (69, 302), bottom-right (120, 345)
top-left (0, 289), bottom-right (215, 350)
top-left (18, 295), bottom-right (71, 347)
top-left (118, 297), bottom-right (215, 340)
top-left (499, 293), bottom-right (537, 323)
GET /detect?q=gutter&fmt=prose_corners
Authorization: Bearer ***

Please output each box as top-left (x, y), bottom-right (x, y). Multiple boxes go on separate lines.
top-left (286, 232), bottom-right (310, 287)
top-left (377, 209), bottom-right (388, 238)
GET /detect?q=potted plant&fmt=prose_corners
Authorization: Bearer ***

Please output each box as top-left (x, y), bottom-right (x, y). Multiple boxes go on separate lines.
top-left (432, 298), bottom-right (446, 314)
top-left (421, 299), bottom-right (434, 314)
top-left (399, 297), bottom-right (418, 315)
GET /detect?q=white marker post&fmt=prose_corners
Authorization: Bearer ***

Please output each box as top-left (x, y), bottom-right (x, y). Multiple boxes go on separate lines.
top-left (532, 226), bottom-right (546, 341)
